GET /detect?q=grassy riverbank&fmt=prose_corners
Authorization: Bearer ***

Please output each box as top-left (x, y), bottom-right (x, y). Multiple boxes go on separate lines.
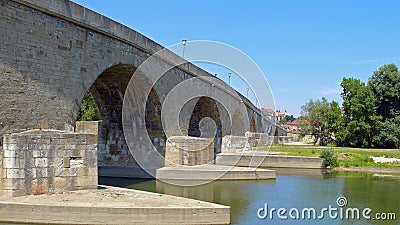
top-left (254, 144), bottom-right (400, 169)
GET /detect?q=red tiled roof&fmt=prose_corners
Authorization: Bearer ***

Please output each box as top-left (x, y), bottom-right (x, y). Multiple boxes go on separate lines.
top-left (289, 120), bottom-right (311, 125)
top-left (265, 108), bottom-right (276, 115)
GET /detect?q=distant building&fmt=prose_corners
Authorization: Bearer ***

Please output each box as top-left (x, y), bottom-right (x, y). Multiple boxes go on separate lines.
top-left (263, 108), bottom-right (276, 121)
top-left (283, 120), bottom-right (310, 133)
top-left (277, 113), bottom-right (286, 123)
top-left (262, 108), bottom-right (293, 124)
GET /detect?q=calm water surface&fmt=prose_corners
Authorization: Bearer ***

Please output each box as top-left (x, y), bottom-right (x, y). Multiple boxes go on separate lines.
top-left (100, 171), bottom-right (400, 225)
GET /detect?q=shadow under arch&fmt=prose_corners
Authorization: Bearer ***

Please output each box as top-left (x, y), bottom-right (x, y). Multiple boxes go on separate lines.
top-left (250, 117), bottom-right (256, 133)
top-left (88, 64), bottom-right (135, 166)
top-left (77, 64), bottom-right (165, 176)
top-left (145, 88), bottom-right (166, 157)
top-left (188, 97), bottom-right (223, 155)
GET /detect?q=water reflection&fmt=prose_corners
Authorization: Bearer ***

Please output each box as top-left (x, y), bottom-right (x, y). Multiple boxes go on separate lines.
top-left (341, 173), bottom-right (400, 225)
top-left (99, 172), bottom-right (400, 225)
top-left (271, 168), bottom-right (327, 179)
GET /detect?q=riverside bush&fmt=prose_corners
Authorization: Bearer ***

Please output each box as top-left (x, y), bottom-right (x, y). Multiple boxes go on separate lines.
top-left (320, 148), bottom-right (338, 168)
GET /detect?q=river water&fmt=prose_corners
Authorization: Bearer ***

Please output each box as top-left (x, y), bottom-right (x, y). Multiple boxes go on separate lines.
top-left (100, 170), bottom-right (400, 225)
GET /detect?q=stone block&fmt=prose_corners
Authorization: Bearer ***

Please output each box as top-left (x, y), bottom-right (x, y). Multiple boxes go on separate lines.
top-left (34, 158), bottom-right (48, 168)
top-left (3, 143), bottom-right (18, 151)
top-left (0, 178), bottom-right (25, 191)
top-left (32, 149), bottom-right (42, 158)
top-left (32, 168), bottom-right (52, 179)
top-left (3, 149), bottom-right (16, 158)
top-left (245, 132), bottom-right (273, 146)
top-left (3, 158), bottom-right (23, 169)
top-left (75, 121), bottom-right (99, 134)
top-left (63, 157), bottom-right (70, 168)
top-left (0, 188), bottom-right (27, 197)
top-left (6, 168), bottom-right (24, 179)
top-left (221, 135), bottom-right (251, 153)
top-left (165, 136), bottom-right (214, 166)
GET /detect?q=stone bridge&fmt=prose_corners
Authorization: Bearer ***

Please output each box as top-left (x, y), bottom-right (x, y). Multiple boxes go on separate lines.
top-left (0, 0), bottom-right (286, 195)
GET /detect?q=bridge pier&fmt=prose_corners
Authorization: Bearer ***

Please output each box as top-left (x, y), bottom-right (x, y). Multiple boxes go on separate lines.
top-left (0, 126), bottom-right (98, 197)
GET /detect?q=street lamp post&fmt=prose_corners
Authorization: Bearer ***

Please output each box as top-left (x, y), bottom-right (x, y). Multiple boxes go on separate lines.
top-left (228, 73), bottom-right (231, 86)
top-left (182, 39), bottom-right (187, 58)
top-left (246, 88), bottom-right (249, 98)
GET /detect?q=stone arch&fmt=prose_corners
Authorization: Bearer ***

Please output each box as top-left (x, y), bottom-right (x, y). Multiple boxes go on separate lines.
top-left (188, 97), bottom-right (223, 155)
top-left (77, 64), bottom-right (165, 169)
top-left (145, 88), bottom-right (166, 157)
top-left (84, 64), bottom-right (136, 166)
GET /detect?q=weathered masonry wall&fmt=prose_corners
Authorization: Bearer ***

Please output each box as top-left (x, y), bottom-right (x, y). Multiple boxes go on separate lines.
top-left (0, 0), bottom-right (245, 135)
top-left (0, 129), bottom-right (97, 197)
top-left (165, 136), bottom-right (214, 166)
top-left (221, 133), bottom-right (293, 153)
top-left (221, 136), bottom-right (253, 153)
top-left (245, 132), bottom-right (293, 145)
top-left (216, 154), bottom-right (324, 169)
top-left (0, 0), bottom-right (282, 179)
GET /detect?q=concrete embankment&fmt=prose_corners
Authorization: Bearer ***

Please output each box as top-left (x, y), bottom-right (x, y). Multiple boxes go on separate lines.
top-left (216, 153), bottom-right (324, 169)
top-left (156, 164), bottom-right (276, 181)
top-left (0, 185), bottom-right (230, 225)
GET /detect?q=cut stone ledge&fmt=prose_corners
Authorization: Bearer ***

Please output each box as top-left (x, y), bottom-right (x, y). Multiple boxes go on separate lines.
top-left (156, 164), bottom-right (276, 181)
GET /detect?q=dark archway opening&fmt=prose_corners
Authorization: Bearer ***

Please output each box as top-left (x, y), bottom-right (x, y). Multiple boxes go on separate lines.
top-left (250, 117), bottom-right (256, 133)
top-left (188, 97), bottom-right (222, 157)
top-left (77, 64), bottom-right (165, 178)
top-left (88, 65), bottom-right (134, 166)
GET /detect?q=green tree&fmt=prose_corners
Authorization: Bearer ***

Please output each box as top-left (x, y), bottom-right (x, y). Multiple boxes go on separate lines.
top-left (300, 97), bottom-right (342, 146)
top-left (280, 115), bottom-right (296, 124)
top-left (336, 78), bottom-right (380, 148)
top-left (373, 116), bottom-right (400, 148)
top-left (367, 64), bottom-right (400, 148)
top-left (78, 93), bottom-right (101, 121)
top-left (368, 64), bottom-right (400, 119)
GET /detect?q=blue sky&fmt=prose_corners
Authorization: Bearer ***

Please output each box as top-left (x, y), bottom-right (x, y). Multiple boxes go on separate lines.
top-left (72, 0), bottom-right (400, 116)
